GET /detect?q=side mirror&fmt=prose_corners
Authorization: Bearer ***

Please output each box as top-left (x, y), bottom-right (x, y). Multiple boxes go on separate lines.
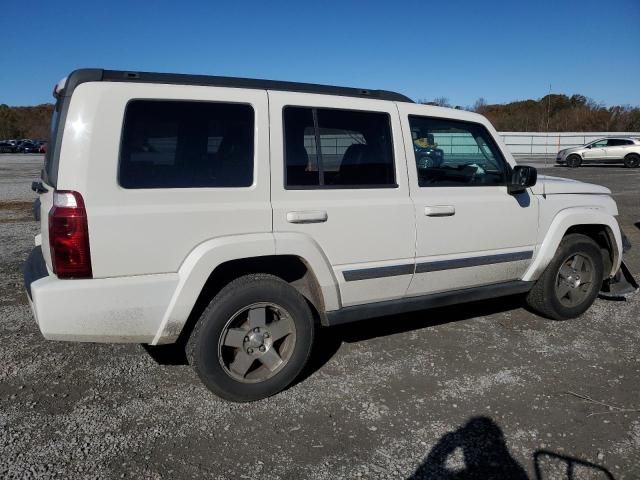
top-left (585, 145), bottom-right (592, 149)
top-left (508, 165), bottom-right (537, 194)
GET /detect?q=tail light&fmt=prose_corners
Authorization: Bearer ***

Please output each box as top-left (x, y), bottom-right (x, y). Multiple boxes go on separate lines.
top-left (49, 191), bottom-right (92, 278)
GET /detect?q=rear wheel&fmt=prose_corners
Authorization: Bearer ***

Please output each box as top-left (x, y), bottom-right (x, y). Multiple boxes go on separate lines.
top-left (566, 154), bottom-right (582, 168)
top-left (187, 274), bottom-right (315, 402)
top-left (623, 154), bottom-right (640, 168)
top-left (526, 234), bottom-right (603, 320)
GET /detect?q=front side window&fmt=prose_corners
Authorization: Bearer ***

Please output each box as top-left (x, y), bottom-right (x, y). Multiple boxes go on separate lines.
top-left (409, 116), bottom-right (508, 187)
top-left (284, 106), bottom-right (395, 188)
top-left (590, 139), bottom-right (608, 148)
top-left (119, 100), bottom-right (254, 189)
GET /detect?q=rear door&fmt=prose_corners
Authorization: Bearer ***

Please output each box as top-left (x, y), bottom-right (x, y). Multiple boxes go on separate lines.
top-left (268, 92), bottom-right (415, 308)
top-left (605, 138), bottom-right (633, 161)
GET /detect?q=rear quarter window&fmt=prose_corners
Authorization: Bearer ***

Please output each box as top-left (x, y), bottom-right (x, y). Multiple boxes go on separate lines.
top-left (119, 100), bottom-right (254, 189)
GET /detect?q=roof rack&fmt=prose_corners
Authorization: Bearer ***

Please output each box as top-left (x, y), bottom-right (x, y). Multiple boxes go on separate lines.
top-left (61, 69), bottom-right (414, 103)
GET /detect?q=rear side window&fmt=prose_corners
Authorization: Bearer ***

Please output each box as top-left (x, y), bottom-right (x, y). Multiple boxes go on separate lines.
top-left (284, 106), bottom-right (395, 188)
top-left (119, 100), bottom-right (254, 189)
top-left (607, 139), bottom-right (633, 146)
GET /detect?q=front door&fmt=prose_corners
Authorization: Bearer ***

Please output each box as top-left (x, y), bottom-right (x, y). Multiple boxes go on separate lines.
top-left (582, 139), bottom-right (608, 162)
top-left (269, 92), bottom-right (416, 307)
top-left (397, 105), bottom-right (538, 296)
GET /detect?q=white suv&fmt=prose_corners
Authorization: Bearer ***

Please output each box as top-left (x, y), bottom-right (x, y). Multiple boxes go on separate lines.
top-left (23, 69), bottom-right (636, 402)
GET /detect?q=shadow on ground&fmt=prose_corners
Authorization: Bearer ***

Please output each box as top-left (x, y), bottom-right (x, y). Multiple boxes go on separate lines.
top-left (408, 416), bottom-right (615, 480)
top-left (144, 294), bottom-right (526, 382)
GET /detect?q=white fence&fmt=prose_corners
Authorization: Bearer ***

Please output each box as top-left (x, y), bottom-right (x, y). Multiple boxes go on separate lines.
top-left (304, 132), bottom-right (640, 160)
top-left (498, 132), bottom-right (640, 156)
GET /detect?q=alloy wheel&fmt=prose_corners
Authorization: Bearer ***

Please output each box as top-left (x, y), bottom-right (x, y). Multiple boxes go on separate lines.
top-left (554, 253), bottom-right (594, 307)
top-left (218, 302), bottom-right (296, 383)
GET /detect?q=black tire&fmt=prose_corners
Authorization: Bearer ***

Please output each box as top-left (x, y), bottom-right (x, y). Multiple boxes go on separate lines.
top-left (566, 154), bottom-right (582, 168)
top-left (186, 274), bottom-right (315, 402)
top-left (623, 154), bottom-right (640, 168)
top-left (526, 233), bottom-right (604, 320)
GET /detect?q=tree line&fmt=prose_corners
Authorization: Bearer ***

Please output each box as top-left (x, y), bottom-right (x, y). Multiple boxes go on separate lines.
top-left (0, 104), bottom-right (54, 140)
top-left (423, 94), bottom-right (640, 132)
top-left (1, 94), bottom-right (639, 141)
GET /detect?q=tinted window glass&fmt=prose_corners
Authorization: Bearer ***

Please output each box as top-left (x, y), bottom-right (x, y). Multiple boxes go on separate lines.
top-left (43, 100), bottom-right (62, 186)
top-left (591, 139), bottom-right (608, 148)
top-left (409, 116), bottom-right (508, 187)
top-left (119, 100), bottom-right (254, 188)
top-left (284, 107), bottom-right (395, 188)
top-left (283, 107), bottom-right (319, 186)
top-left (607, 139), bottom-right (632, 146)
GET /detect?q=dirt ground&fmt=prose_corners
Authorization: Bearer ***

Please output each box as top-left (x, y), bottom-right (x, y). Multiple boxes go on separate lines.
top-left (1, 154), bottom-right (639, 479)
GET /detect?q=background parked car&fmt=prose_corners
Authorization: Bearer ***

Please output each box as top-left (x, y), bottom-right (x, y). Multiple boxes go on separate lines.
top-left (17, 140), bottom-right (40, 153)
top-left (0, 141), bottom-right (15, 153)
top-left (556, 137), bottom-right (640, 168)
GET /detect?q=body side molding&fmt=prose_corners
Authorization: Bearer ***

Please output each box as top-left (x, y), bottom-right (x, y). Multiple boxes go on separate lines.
top-left (342, 250), bottom-right (534, 282)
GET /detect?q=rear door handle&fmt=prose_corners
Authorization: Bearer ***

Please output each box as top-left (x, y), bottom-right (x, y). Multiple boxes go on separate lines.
top-left (286, 211), bottom-right (328, 224)
top-left (424, 205), bottom-right (455, 217)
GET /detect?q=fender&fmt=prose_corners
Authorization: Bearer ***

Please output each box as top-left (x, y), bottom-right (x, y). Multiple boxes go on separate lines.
top-left (152, 232), bottom-right (342, 344)
top-left (273, 231), bottom-right (342, 315)
top-left (152, 233), bottom-right (276, 344)
top-left (522, 207), bottom-right (622, 282)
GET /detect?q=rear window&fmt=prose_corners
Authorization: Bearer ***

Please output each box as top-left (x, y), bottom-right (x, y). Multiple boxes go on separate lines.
top-left (43, 101), bottom-right (62, 186)
top-left (119, 100), bottom-right (254, 189)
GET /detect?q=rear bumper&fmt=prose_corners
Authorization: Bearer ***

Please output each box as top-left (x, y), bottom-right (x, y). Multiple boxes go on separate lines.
top-left (23, 246), bottom-right (48, 300)
top-left (23, 246), bottom-right (179, 343)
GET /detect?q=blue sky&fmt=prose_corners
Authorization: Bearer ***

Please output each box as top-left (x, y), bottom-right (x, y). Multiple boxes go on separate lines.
top-left (2, 0), bottom-right (639, 107)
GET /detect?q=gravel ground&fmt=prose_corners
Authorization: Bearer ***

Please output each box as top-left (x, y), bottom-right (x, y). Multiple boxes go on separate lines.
top-left (1, 154), bottom-right (639, 479)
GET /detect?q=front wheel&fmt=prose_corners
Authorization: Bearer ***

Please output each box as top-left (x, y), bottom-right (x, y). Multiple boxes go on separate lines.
top-left (566, 154), bottom-right (582, 168)
top-left (526, 234), bottom-right (604, 320)
top-left (187, 274), bottom-right (315, 402)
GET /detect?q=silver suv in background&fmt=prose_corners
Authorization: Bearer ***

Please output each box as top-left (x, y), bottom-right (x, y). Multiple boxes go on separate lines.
top-left (556, 137), bottom-right (640, 168)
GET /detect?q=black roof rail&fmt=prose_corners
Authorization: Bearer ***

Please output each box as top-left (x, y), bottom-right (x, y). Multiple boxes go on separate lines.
top-left (60, 69), bottom-right (414, 103)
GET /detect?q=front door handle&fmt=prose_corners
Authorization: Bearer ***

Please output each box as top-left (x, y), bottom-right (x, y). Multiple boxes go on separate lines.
top-left (424, 205), bottom-right (455, 217)
top-left (286, 210), bottom-right (328, 224)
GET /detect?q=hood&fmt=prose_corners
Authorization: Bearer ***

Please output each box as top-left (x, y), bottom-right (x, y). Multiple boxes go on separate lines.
top-left (530, 175), bottom-right (611, 195)
top-left (558, 146), bottom-right (583, 156)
